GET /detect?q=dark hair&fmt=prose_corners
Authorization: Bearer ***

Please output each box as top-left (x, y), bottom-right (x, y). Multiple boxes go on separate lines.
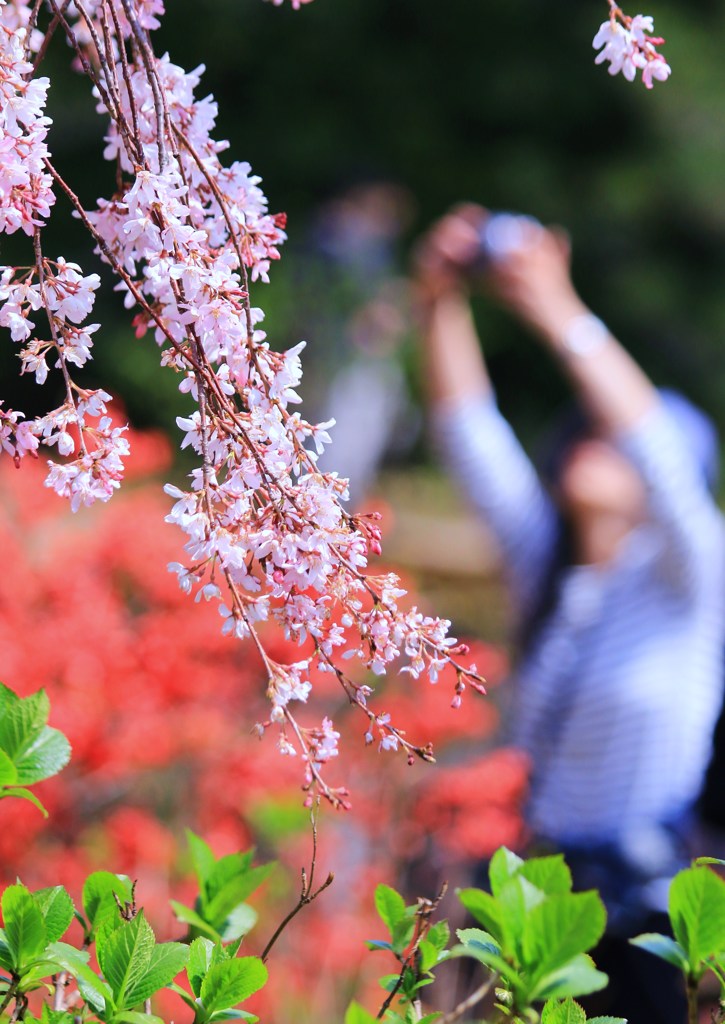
top-left (516, 390), bottom-right (720, 660)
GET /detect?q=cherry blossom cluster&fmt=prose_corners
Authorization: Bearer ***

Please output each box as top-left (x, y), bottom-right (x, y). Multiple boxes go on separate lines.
top-left (593, 1), bottom-right (670, 88)
top-left (0, 4), bottom-right (130, 512)
top-left (0, 0), bottom-right (483, 806)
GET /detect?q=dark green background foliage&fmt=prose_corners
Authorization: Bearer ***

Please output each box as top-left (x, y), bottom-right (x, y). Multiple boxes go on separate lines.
top-left (4, 0), bottom-right (725, 450)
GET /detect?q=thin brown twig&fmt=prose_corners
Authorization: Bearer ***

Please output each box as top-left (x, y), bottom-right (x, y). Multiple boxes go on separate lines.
top-left (261, 801), bottom-right (334, 961)
top-left (436, 975), bottom-right (497, 1024)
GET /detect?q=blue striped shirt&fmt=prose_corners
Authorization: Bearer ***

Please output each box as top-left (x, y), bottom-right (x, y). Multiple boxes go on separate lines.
top-left (434, 395), bottom-right (725, 851)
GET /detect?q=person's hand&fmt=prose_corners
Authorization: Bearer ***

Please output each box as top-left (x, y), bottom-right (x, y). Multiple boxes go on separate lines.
top-left (412, 203), bottom-right (486, 305)
top-left (484, 222), bottom-right (588, 342)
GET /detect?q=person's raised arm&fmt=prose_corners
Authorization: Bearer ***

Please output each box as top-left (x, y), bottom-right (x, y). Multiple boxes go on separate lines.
top-left (413, 207), bottom-right (558, 615)
top-left (483, 222), bottom-right (658, 435)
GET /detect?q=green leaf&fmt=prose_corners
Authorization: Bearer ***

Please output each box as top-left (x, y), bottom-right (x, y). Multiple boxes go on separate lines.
top-left (448, 941), bottom-right (521, 986)
top-left (48, 942), bottom-right (112, 1014)
top-left (669, 867), bottom-right (725, 966)
top-left (187, 831), bottom-right (217, 893)
top-left (520, 855), bottom-right (572, 896)
top-left (112, 1011), bottom-right (166, 1024)
top-left (208, 1012), bottom-right (258, 1023)
top-left (457, 889), bottom-right (502, 943)
top-left (540, 997), bottom-right (587, 1024)
top-left (418, 940), bottom-right (438, 973)
top-left (0, 750), bottom-right (17, 785)
top-left (523, 891), bottom-right (607, 981)
top-left (532, 954), bottom-right (608, 1000)
top-left (33, 888), bottom-right (74, 944)
top-left (694, 857), bottom-right (725, 867)
top-left (187, 937), bottom-right (215, 998)
top-left (587, 1018), bottom-right (628, 1023)
top-left (17, 958), bottom-right (67, 991)
top-left (167, 981), bottom-right (199, 1012)
top-left (456, 928), bottom-right (501, 956)
top-left (218, 903), bottom-right (258, 943)
top-left (629, 932), bottom-right (689, 971)
top-left (0, 788), bottom-right (48, 816)
top-left (498, 875), bottom-right (546, 958)
top-left (205, 869), bottom-right (274, 931)
top-left (123, 942), bottom-right (189, 1007)
top-left (344, 1004), bottom-right (377, 1024)
top-left (14, 727), bottom-right (71, 785)
top-left (2, 884), bottom-right (48, 969)
top-left (426, 921), bottom-right (450, 952)
top-left (170, 901), bottom-right (220, 942)
top-left (489, 847), bottom-right (525, 897)
top-left (374, 885), bottom-right (406, 934)
top-left (200, 958), bottom-right (268, 1014)
top-left (365, 939), bottom-right (394, 952)
top-left (204, 854), bottom-right (253, 908)
top-left (0, 688), bottom-right (48, 762)
top-left (97, 912), bottom-right (156, 1008)
top-left (82, 873), bottom-right (133, 937)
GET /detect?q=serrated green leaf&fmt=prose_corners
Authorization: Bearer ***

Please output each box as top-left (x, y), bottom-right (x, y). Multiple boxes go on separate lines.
top-left (14, 727), bottom-right (71, 785)
top-left (204, 854), bottom-right (252, 908)
top-left (0, 750), bottom-right (17, 786)
top-left (0, 788), bottom-right (48, 816)
top-left (0, 689), bottom-right (48, 762)
top-left (218, 903), bottom-right (258, 943)
top-left (82, 873), bottom-right (133, 937)
top-left (489, 847), bottom-right (525, 897)
top-left (457, 888), bottom-right (502, 943)
top-left (448, 941), bottom-right (521, 986)
top-left (97, 912), bottom-right (156, 1008)
top-left (187, 937), bottom-right (215, 998)
top-left (205, 866), bottom-right (275, 930)
top-left (40, 1007), bottom-right (75, 1024)
top-left (123, 941), bottom-right (189, 1008)
top-left (523, 891), bottom-right (606, 982)
top-left (426, 920), bottom-right (449, 952)
top-left (112, 1011), bottom-right (165, 1024)
top-left (2, 884), bottom-right (48, 969)
top-left (669, 867), bottom-right (725, 967)
top-left (48, 942), bottom-right (111, 1014)
top-left (17, 958), bottom-right (66, 991)
top-left (0, 933), bottom-right (13, 971)
top-left (498, 875), bottom-right (546, 958)
top-left (170, 900), bottom-right (221, 942)
top-left (378, 973), bottom-right (400, 993)
top-left (33, 888), bottom-right (74, 944)
top-left (200, 958), bottom-right (268, 1014)
top-left (519, 855), bottom-right (572, 896)
top-left (629, 932), bottom-right (688, 970)
top-left (186, 831), bottom-right (216, 893)
top-left (418, 940), bottom-right (438, 973)
top-left (456, 927), bottom-right (500, 956)
top-left (531, 954), bottom-right (608, 1000)
top-left (374, 885), bottom-right (406, 934)
top-left (540, 997), bottom-right (587, 1024)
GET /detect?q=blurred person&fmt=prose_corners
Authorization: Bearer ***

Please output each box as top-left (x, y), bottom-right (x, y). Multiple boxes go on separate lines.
top-left (413, 205), bottom-right (725, 1023)
top-left (296, 180), bottom-right (419, 507)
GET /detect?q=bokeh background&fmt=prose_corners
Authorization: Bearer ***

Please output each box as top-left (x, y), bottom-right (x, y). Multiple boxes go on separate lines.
top-left (3, 0), bottom-right (725, 1018)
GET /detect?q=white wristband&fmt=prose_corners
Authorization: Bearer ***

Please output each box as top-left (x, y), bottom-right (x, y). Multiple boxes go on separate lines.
top-left (561, 313), bottom-right (609, 356)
